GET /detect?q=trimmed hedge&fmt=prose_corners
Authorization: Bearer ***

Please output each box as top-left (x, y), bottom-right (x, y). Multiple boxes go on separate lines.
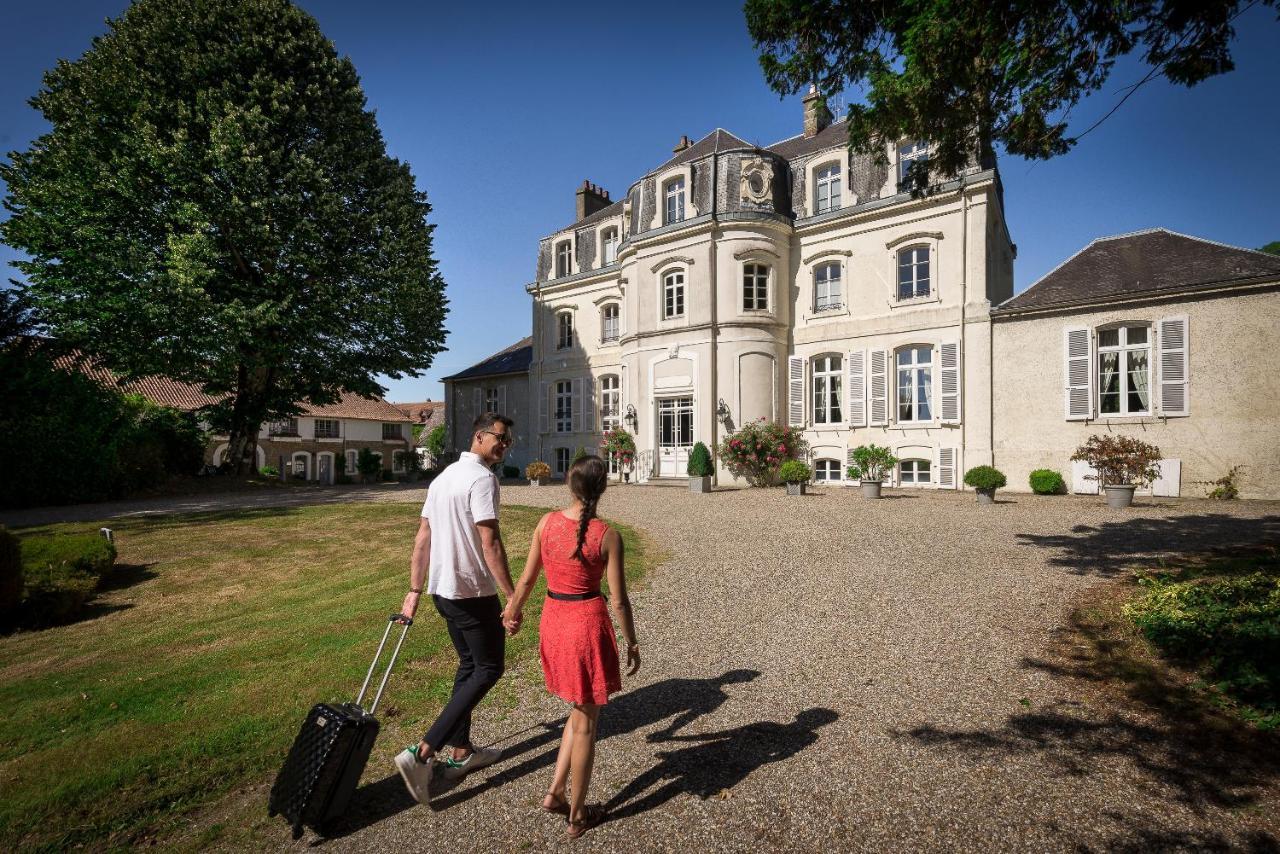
top-left (778, 459), bottom-right (812, 484)
top-left (10, 532), bottom-right (117, 629)
top-left (1029, 468), bottom-right (1066, 495)
top-left (963, 465), bottom-right (1007, 490)
top-left (687, 442), bottom-right (713, 477)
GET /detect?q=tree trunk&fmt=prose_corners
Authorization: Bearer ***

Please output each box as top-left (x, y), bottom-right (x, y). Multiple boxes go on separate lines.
top-left (225, 361), bottom-right (276, 475)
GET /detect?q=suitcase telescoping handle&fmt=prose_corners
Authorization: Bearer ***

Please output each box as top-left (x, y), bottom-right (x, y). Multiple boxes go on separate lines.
top-left (355, 614), bottom-right (413, 716)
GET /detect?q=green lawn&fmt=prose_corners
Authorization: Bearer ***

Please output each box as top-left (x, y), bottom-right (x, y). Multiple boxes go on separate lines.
top-left (0, 503), bottom-right (653, 851)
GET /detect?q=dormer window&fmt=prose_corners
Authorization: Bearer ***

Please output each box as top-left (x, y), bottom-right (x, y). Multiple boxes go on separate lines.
top-left (664, 178), bottom-right (685, 225)
top-left (555, 240), bottom-right (572, 278)
top-left (602, 228), bottom-right (618, 265)
top-left (557, 312), bottom-right (574, 350)
top-left (814, 162), bottom-right (842, 213)
top-left (898, 140), bottom-right (929, 187)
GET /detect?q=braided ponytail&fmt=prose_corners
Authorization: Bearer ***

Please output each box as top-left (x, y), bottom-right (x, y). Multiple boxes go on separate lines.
top-left (567, 455), bottom-right (608, 564)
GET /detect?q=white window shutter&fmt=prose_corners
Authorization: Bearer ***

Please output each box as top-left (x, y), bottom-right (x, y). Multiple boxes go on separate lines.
top-left (939, 341), bottom-right (960, 423)
top-left (538, 382), bottom-right (549, 433)
top-left (586, 377), bottom-right (597, 433)
top-left (869, 349), bottom-right (888, 426)
top-left (1064, 327), bottom-right (1092, 420)
top-left (498, 386), bottom-right (507, 415)
top-left (473, 387), bottom-right (481, 413)
top-left (788, 356), bottom-right (804, 427)
top-left (846, 350), bottom-right (866, 427)
top-left (938, 447), bottom-right (956, 489)
top-left (621, 371), bottom-right (628, 418)
top-left (571, 378), bottom-right (583, 432)
top-left (1158, 315), bottom-right (1189, 416)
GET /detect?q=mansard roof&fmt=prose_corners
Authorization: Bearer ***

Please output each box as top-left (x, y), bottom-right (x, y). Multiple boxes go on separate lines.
top-left (995, 228), bottom-right (1280, 315)
top-left (648, 128), bottom-right (754, 176)
top-left (442, 336), bottom-right (533, 381)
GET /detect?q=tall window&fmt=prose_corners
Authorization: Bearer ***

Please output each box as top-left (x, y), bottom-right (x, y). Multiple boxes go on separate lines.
top-left (900, 459), bottom-right (932, 484)
top-left (812, 355), bottom-right (843, 424)
top-left (602, 228), bottom-right (618, 265)
top-left (1098, 325), bottom-right (1151, 415)
top-left (314, 418), bottom-right (339, 439)
top-left (601, 303), bottom-right (620, 342)
top-left (896, 346), bottom-right (933, 422)
top-left (815, 263), bottom-right (842, 311)
top-left (555, 447), bottom-right (571, 476)
top-left (814, 162), bottom-right (842, 213)
top-left (557, 312), bottom-right (574, 350)
top-left (555, 240), bottom-right (572, 277)
top-left (743, 264), bottom-right (768, 311)
top-left (345, 449), bottom-right (357, 474)
top-left (898, 140), bottom-right (929, 185)
top-left (600, 375), bottom-right (620, 431)
top-left (664, 178), bottom-right (685, 225)
top-left (484, 387), bottom-right (498, 413)
top-left (814, 459), bottom-right (841, 482)
top-left (897, 247), bottom-right (930, 300)
top-left (663, 270), bottom-right (685, 319)
top-left (555, 381), bottom-right (573, 433)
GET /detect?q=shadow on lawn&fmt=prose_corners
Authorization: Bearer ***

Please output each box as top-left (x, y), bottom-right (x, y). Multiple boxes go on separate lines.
top-left (1016, 512), bottom-right (1280, 577)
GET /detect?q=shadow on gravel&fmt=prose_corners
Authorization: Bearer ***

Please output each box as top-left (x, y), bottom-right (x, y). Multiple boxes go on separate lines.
top-left (1016, 513), bottom-right (1280, 577)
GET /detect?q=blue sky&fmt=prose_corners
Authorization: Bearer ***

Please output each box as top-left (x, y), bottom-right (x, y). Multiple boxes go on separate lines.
top-left (3, 1), bottom-right (1278, 403)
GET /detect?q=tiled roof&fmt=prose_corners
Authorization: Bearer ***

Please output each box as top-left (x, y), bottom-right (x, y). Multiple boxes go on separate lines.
top-left (393, 400), bottom-right (446, 425)
top-left (301, 393), bottom-right (411, 422)
top-left (443, 336), bottom-right (533, 381)
top-left (765, 118), bottom-right (850, 162)
top-left (995, 229), bottom-right (1280, 315)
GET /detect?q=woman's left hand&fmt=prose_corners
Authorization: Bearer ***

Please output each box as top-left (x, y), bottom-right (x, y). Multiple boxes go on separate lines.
top-left (625, 643), bottom-right (641, 676)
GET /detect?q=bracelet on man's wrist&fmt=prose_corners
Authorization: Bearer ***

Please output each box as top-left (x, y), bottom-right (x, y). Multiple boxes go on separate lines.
top-left (409, 588), bottom-right (424, 594)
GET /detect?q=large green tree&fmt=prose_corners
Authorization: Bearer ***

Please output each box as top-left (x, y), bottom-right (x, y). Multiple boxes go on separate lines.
top-left (1, 0), bottom-right (447, 472)
top-left (745, 0), bottom-right (1275, 185)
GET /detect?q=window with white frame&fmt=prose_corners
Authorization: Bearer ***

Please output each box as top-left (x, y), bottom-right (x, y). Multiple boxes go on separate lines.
top-left (663, 270), bottom-right (685, 318)
top-left (1098, 325), bottom-right (1151, 416)
top-left (601, 303), bottom-right (620, 342)
top-left (555, 380), bottom-right (573, 433)
top-left (743, 263), bottom-right (768, 311)
top-left (814, 262), bottom-right (842, 311)
top-left (555, 240), bottom-right (572, 278)
top-left (664, 177), bottom-right (685, 225)
top-left (812, 355), bottom-right (843, 424)
top-left (484, 387), bottom-right (499, 414)
top-left (899, 459), bottom-right (932, 485)
top-left (898, 140), bottom-right (929, 186)
top-left (557, 312), bottom-right (574, 350)
top-left (897, 247), bottom-right (930, 300)
top-left (382, 422), bottom-right (402, 440)
top-left (344, 449), bottom-right (357, 474)
top-left (600, 375), bottom-right (620, 431)
top-left (896, 346), bottom-right (933, 422)
top-left (314, 418), bottom-right (339, 439)
top-left (814, 162), bottom-right (842, 213)
top-left (814, 459), bottom-right (841, 482)
top-left (602, 227), bottom-right (618, 265)
top-left (555, 447), bottom-right (571, 476)
top-left (270, 417), bottom-right (299, 437)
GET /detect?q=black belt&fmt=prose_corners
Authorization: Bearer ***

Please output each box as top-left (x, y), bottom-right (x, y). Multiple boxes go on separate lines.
top-left (547, 590), bottom-right (602, 601)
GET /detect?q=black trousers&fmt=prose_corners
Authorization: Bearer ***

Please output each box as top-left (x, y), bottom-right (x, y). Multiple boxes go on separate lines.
top-left (423, 593), bottom-right (505, 750)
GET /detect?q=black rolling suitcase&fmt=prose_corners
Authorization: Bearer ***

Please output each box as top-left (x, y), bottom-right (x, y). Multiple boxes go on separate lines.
top-left (268, 614), bottom-right (412, 839)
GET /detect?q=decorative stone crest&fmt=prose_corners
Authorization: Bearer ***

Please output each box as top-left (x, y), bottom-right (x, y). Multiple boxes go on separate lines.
top-left (739, 157), bottom-right (774, 206)
top-left (667, 343), bottom-right (680, 359)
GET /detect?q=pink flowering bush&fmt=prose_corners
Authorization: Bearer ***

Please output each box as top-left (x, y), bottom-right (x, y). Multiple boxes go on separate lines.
top-left (600, 428), bottom-right (636, 472)
top-left (715, 418), bottom-right (808, 486)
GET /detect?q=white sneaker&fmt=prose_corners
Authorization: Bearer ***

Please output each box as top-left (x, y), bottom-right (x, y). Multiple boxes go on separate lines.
top-left (441, 745), bottom-right (502, 780)
top-left (394, 746), bottom-right (433, 803)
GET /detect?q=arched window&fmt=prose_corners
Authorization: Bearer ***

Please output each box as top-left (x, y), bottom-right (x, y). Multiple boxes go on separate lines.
top-left (555, 240), bottom-right (573, 278)
top-left (663, 270), bottom-right (685, 318)
top-left (601, 303), bottom-right (620, 343)
top-left (345, 449), bottom-right (358, 475)
top-left (899, 459), bottom-right (931, 485)
top-left (599, 375), bottom-right (620, 432)
top-left (814, 262), bottom-right (842, 312)
top-left (664, 177), bottom-right (686, 224)
top-left (814, 459), bottom-right (842, 482)
top-left (896, 346), bottom-right (933, 422)
top-left (812, 355), bottom-right (843, 424)
top-left (897, 247), bottom-right (930, 300)
top-left (814, 162), bottom-right (842, 213)
top-left (601, 227), bottom-right (619, 265)
top-left (743, 263), bottom-right (769, 311)
top-left (557, 312), bottom-right (574, 350)
top-left (1098, 324), bottom-right (1151, 415)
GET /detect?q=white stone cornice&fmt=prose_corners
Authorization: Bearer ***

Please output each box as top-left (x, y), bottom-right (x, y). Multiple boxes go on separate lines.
top-left (885, 230), bottom-right (945, 249)
top-left (801, 248), bottom-right (853, 265)
top-left (650, 255), bottom-right (696, 273)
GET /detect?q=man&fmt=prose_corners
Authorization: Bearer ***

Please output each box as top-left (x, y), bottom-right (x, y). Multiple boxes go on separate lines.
top-left (393, 413), bottom-right (520, 803)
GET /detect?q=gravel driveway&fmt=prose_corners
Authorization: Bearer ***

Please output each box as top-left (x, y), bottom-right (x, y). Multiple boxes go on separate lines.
top-left (286, 484), bottom-right (1276, 853)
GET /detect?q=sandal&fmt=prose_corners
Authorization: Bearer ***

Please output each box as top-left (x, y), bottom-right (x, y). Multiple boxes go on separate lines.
top-left (541, 792), bottom-right (569, 816)
top-left (566, 804), bottom-right (606, 839)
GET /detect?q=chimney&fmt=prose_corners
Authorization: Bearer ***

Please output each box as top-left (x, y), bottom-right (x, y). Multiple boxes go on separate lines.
top-left (802, 85), bottom-right (832, 138)
top-left (575, 180), bottom-right (611, 221)
top-left (672, 134), bottom-right (691, 154)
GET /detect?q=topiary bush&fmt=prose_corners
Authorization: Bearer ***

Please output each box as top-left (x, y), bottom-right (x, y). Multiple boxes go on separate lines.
top-left (525, 460), bottom-right (551, 480)
top-left (963, 465), bottom-right (1007, 490)
top-left (0, 527), bottom-right (22, 619)
top-left (687, 442), bottom-right (713, 477)
top-left (1029, 468), bottom-right (1066, 495)
top-left (778, 460), bottom-right (812, 484)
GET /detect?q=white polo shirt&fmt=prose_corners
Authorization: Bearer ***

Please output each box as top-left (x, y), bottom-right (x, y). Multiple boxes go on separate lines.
top-left (421, 452), bottom-right (500, 599)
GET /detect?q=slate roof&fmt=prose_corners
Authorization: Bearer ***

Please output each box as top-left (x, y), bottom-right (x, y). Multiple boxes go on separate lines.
top-left (995, 229), bottom-right (1280, 315)
top-left (765, 117), bottom-right (850, 162)
top-left (648, 128), bottom-right (753, 176)
top-left (442, 336), bottom-right (533, 381)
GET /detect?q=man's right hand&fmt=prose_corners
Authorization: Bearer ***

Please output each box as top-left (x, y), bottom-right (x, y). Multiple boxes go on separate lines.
top-left (400, 590), bottom-right (422, 621)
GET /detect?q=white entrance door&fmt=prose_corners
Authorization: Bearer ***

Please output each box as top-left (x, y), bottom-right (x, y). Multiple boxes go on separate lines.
top-left (657, 397), bottom-right (693, 477)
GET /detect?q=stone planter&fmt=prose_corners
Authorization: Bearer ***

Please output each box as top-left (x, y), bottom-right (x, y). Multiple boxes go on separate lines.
top-left (975, 487), bottom-right (997, 505)
top-left (689, 475), bottom-right (712, 494)
top-left (785, 481), bottom-right (807, 496)
top-left (860, 481), bottom-right (883, 499)
top-left (528, 478), bottom-right (547, 487)
top-left (1104, 484), bottom-right (1137, 508)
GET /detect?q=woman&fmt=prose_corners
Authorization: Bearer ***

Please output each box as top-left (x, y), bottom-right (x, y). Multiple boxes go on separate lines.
top-left (503, 454), bottom-right (640, 838)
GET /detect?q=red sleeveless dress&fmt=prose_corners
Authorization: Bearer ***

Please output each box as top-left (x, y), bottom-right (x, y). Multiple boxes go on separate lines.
top-left (538, 512), bottom-right (622, 706)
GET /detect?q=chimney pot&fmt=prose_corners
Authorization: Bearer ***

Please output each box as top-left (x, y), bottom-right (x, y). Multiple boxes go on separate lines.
top-left (802, 86), bottom-right (832, 138)
top-left (575, 179), bottom-right (612, 221)
top-left (672, 134), bottom-right (692, 154)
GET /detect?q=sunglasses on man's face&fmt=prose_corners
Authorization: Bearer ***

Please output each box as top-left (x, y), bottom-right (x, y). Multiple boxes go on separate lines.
top-left (481, 430), bottom-right (513, 446)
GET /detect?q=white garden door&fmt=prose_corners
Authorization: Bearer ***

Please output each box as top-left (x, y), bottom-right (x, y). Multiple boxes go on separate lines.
top-left (657, 397), bottom-right (693, 477)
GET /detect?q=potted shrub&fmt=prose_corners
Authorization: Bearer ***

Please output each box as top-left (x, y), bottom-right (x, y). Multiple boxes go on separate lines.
top-left (963, 465), bottom-right (1007, 504)
top-left (1029, 468), bottom-right (1066, 495)
top-left (600, 428), bottom-right (637, 483)
top-left (846, 444), bottom-right (899, 499)
top-left (687, 442), bottom-right (714, 493)
top-left (1070, 434), bottom-right (1162, 508)
top-left (715, 418), bottom-right (809, 487)
top-left (525, 460), bottom-right (551, 486)
top-left (778, 460), bottom-right (812, 496)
